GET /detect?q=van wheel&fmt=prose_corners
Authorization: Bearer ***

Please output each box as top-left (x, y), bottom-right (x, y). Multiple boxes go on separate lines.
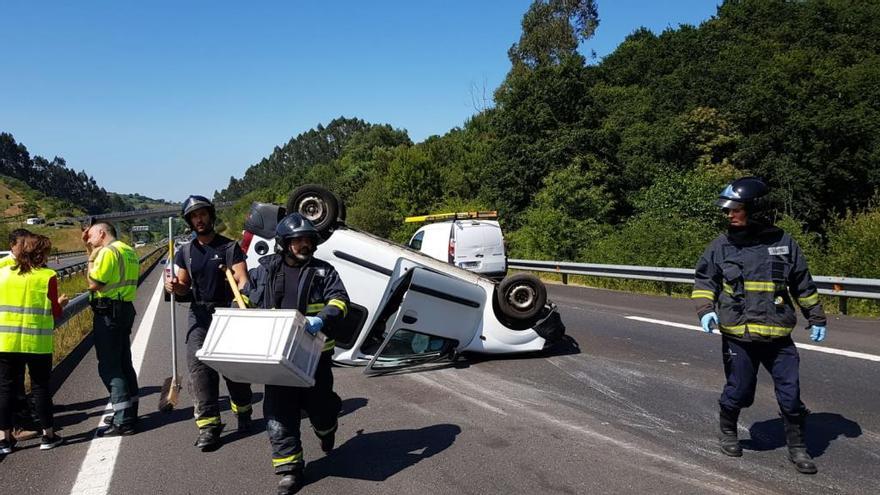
top-left (286, 185), bottom-right (341, 236)
top-left (494, 274), bottom-right (547, 325)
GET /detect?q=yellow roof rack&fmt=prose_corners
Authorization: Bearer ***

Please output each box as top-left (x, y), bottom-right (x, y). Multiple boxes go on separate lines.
top-left (404, 211), bottom-right (498, 223)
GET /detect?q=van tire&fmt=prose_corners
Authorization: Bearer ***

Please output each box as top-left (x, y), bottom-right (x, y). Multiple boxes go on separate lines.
top-left (286, 184), bottom-right (341, 236)
top-left (494, 274), bottom-right (547, 325)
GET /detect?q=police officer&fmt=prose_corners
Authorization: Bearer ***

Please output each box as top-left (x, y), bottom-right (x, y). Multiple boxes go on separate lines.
top-left (244, 213), bottom-right (347, 495)
top-left (85, 221), bottom-right (141, 436)
top-left (693, 177), bottom-right (827, 475)
top-left (165, 195), bottom-right (253, 451)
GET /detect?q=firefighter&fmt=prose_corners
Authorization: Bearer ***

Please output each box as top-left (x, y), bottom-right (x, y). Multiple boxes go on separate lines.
top-left (244, 213), bottom-right (347, 495)
top-left (693, 177), bottom-right (827, 475)
top-left (164, 195), bottom-right (253, 451)
top-left (85, 222), bottom-right (141, 436)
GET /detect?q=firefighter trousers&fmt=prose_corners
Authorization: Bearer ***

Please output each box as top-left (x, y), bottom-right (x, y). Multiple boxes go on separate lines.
top-left (719, 335), bottom-right (806, 415)
top-left (186, 306), bottom-right (253, 428)
top-left (93, 301), bottom-right (139, 426)
top-left (264, 351), bottom-right (341, 473)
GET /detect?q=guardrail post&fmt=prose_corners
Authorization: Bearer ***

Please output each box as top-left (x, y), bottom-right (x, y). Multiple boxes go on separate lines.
top-left (562, 273), bottom-right (568, 285)
top-left (839, 297), bottom-right (848, 315)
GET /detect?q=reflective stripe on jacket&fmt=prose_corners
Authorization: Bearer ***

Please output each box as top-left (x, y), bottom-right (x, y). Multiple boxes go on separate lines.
top-left (90, 240), bottom-right (140, 301)
top-left (244, 254), bottom-right (349, 352)
top-left (692, 225), bottom-right (826, 340)
top-left (0, 266), bottom-right (56, 353)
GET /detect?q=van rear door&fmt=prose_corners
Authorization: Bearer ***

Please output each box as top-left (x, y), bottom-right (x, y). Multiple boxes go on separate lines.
top-left (453, 221), bottom-right (506, 275)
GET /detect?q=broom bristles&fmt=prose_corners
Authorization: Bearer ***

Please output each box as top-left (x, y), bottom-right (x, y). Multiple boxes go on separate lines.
top-left (158, 376), bottom-right (181, 412)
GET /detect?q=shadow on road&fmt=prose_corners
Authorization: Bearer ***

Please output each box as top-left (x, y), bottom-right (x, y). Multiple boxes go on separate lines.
top-left (304, 424), bottom-right (461, 484)
top-left (744, 412), bottom-right (862, 457)
top-left (464, 334), bottom-right (581, 366)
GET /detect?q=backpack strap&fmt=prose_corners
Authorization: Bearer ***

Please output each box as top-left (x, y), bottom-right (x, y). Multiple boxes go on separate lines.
top-left (182, 241), bottom-right (200, 302)
top-left (225, 241), bottom-right (238, 269)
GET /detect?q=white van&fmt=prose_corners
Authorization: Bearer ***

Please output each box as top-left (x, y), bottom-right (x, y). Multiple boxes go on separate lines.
top-left (407, 219), bottom-right (507, 280)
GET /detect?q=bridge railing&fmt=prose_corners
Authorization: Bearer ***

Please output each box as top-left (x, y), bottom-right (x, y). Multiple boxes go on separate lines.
top-left (507, 259), bottom-right (880, 314)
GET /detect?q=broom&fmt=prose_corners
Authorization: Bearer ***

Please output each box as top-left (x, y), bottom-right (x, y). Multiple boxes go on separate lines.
top-left (159, 217), bottom-right (182, 411)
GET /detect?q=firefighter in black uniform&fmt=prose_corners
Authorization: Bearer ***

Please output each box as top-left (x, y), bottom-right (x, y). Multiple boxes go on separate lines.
top-left (693, 177), bottom-right (827, 475)
top-left (165, 195), bottom-right (253, 451)
top-left (244, 213), bottom-right (347, 495)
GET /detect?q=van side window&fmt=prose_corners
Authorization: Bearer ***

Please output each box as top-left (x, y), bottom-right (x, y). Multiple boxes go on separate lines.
top-left (409, 231), bottom-right (424, 251)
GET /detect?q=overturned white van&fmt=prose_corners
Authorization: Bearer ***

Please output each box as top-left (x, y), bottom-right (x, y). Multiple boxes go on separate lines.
top-left (240, 185), bottom-right (565, 373)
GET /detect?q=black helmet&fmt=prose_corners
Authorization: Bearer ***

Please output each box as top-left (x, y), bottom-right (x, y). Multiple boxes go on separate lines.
top-left (181, 195), bottom-right (216, 228)
top-left (716, 177), bottom-right (769, 212)
top-left (274, 213), bottom-right (321, 254)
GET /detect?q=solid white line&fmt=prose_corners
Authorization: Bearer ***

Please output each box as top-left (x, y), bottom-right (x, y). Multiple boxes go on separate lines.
top-left (69, 277), bottom-right (165, 495)
top-left (625, 315), bottom-right (880, 362)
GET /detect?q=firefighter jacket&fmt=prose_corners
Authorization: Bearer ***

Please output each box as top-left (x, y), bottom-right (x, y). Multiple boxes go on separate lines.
top-left (692, 224), bottom-right (826, 341)
top-left (244, 254), bottom-right (348, 352)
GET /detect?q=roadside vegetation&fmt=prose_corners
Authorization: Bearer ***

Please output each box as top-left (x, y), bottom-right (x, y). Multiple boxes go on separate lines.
top-left (214, 1), bottom-right (879, 316)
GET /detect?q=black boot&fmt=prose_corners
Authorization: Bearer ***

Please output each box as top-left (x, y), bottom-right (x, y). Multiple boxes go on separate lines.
top-left (194, 424), bottom-right (224, 451)
top-left (236, 411), bottom-right (252, 432)
top-left (277, 465), bottom-right (304, 495)
top-left (782, 412), bottom-right (817, 474)
top-left (319, 431), bottom-right (335, 453)
top-left (719, 407), bottom-right (742, 457)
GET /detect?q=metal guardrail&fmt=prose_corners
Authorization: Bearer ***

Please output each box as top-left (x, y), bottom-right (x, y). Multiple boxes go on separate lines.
top-left (55, 245), bottom-right (166, 327)
top-left (53, 250), bottom-right (87, 260)
top-left (508, 259), bottom-right (880, 314)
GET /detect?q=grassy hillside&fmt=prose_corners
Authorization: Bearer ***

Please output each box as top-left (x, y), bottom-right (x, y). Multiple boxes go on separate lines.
top-left (0, 175), bottom-right (85, 221)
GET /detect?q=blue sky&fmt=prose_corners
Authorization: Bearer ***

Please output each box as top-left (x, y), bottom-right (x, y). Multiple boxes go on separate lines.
top-left (1, 1), bottom-right (720, 201)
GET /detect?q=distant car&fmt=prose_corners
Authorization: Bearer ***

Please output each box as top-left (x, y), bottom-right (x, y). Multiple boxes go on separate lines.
top-left (241, 185), bottom-right (565, 373)
top-left (134, 241), bottom-right (146, 248)
top-left (25, 217), bottom-right (45, 225)
top-left (407, 215), bottom-right (507, 280)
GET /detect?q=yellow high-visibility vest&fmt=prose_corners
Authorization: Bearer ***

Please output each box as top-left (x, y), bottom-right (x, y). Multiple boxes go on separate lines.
top-left (90, 240), bottom-right (139, 302)
top-left (0, 266), bottom-right (56, 354)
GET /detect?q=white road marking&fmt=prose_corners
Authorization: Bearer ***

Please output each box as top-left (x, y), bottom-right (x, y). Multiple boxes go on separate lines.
top-left (625, 315), bottom-right (880, 362)
top-left (69, 278), bottom-right (165, 495)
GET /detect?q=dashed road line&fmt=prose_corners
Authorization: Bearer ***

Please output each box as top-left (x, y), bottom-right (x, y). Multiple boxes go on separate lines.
top-left (69, 278), bottom-right (165, 495)
top-left (625, 315), bottom-right (880, 362)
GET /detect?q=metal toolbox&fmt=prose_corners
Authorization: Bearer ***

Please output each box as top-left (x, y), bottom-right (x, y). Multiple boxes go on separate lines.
top-left (195, 308), bottom-right (325, 387)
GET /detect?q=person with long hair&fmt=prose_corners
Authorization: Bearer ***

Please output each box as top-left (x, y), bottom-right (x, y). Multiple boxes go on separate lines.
top-left (0, 233), bottom-right (69, 454)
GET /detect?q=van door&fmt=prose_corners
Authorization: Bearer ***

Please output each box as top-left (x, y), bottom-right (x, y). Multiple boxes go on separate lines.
top-left (477, 221), bottom-right (506, 275)
top-left (453, 221), bottom-right (506, 275)
top-left (364, 265), bottom-right (485, 374)
top-left (452, 221), bottom-right (484, 271)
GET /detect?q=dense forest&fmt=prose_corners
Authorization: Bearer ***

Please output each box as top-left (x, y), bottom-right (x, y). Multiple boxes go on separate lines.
top-left (218, 0), bottom-right (878, 279)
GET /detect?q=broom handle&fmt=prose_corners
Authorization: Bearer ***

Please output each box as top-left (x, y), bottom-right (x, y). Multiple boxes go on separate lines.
top-left (168, 217), bottom-right (178, 379)
top-left (225, 266), bottom-right (247, 309)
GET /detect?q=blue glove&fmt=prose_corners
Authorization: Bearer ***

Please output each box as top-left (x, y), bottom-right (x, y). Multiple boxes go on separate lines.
top-left (305, 316), bottom-right (323, 336)
top-left (810, 325), bottom-right (826, 342)
top-left (700, 312), bottom-right (718, 333)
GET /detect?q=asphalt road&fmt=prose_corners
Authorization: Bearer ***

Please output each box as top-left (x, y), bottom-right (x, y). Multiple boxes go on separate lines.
top-left (1, 267), bottom-right (877, 494)
top-left (47, 254), bottom-right (88, 271)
